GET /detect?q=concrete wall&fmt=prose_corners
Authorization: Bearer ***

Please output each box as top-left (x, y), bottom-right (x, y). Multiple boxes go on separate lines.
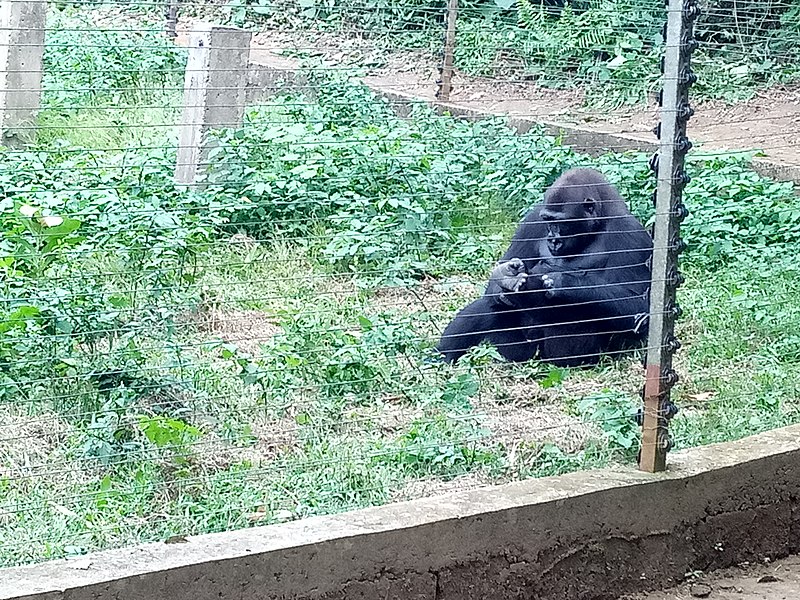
top-left (2, 424), bottom-right (800, 600)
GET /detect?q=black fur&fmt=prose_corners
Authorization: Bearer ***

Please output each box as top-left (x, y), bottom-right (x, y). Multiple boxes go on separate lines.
top-left (437, 168), bottom-right (653, 367)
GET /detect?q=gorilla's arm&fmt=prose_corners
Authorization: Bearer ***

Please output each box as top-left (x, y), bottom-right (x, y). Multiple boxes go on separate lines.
top-left (534, 223), bottom-right (651, 309)
top-left (484, 258), bottom-right (549, 309)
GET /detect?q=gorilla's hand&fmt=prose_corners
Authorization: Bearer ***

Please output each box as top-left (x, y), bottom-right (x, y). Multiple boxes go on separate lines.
top-left (540, 271), bottom-right (563, 299)
top-left (486, 258), bottom-right (528, 307)
top-left (530, 262), bottom-right (563, 300)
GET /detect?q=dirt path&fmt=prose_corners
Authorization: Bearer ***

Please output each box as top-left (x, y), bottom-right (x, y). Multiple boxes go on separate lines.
top-left (172, 21), bottom-right (800, 168)
top-left (624, 555), bottom-right (800, 600)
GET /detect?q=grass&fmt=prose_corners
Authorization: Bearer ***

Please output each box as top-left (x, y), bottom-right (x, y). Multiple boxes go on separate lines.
top-left (4, 239), bottom-right (800, 566)
top-left (2, 6), bottom-right (800, 569)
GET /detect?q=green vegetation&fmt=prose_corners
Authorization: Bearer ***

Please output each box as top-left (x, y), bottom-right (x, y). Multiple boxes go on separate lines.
top-left (1, 8), bottom-right (800, 567)
top-left (222, 0), bottom-right (800, 106)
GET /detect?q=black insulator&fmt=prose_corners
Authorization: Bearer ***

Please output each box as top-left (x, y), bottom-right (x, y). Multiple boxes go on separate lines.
top-left (649, 152), bottom-right (660, 173)
top-left (680, 69), bottom-right (698, 86)
top-left (683, 2), bottom-right (701, 20)
top-left (670, 271), bottom-right (685, 288)
top-left (664, 402), bottom-right (679, 419)
top-left (664, 369), bottom-right (679, 387)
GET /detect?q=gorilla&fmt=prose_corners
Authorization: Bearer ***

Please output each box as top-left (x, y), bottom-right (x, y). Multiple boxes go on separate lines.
top-left (437, 168), bottom-right (653, 367)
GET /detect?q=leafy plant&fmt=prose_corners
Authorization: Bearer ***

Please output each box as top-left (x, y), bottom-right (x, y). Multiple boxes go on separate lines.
top-left (577, 390), bottom-right (640, 455)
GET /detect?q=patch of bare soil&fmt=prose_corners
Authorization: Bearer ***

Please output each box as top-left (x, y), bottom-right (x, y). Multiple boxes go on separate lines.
top-left (0, 411), bottom-right (71, 478)
top-left (188, 305), bottom-right (282, 356)
top-left (364, 67), bottom-right (800, 166)
top-left (623, 555), bottom-right (800, 600)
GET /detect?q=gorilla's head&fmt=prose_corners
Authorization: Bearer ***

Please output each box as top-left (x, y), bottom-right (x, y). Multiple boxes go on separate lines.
top-left (539, 168), bottom-right (619, 257)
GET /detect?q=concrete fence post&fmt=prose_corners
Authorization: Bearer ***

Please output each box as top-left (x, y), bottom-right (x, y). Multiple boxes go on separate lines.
top-left (0, 0), bottom-right (46, 146)
top-left (175, 23), bottom-right (252, 185)
top-left (639, 0), bottom-right (700, 472)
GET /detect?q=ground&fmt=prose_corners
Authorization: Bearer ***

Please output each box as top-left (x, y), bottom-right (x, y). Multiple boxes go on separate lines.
top-left (4, 5), bottom-right (800, 569)
top-left (624, 555), bottom-right (800, 600)
top-left (231, 30), bottom-right (800, 168)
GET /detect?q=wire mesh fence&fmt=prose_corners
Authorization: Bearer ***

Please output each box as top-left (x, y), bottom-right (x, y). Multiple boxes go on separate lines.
top-left (0, 0), bottom-right (799, 570)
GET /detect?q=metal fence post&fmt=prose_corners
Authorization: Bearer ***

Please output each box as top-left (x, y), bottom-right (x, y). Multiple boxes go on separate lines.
top-left (436, 0), bottom-right (458, 102)
top-left (639, 0), bottom-right (700, 473)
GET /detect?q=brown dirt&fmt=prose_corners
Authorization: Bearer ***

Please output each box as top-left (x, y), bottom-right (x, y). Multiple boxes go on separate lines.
top-left (242, 28), bottom-right (800, 167)
top-left (623, 555), bottom-right (800, 600)
top-left (362, 68), bottom-right (800, 166)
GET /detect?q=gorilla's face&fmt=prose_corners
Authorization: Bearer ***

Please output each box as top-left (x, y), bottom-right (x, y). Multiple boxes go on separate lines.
top-left (540, 188), bottom-right (599, 257)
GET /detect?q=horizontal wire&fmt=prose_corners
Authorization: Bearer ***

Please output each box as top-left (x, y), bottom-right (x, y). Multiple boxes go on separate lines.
top-left (0, 292), bottom-right (667, 380)
top-left (6, 269), bottom-right (793, 397)
top-left (0, 313), bottom-right (669, 396)
top-left (0, 398), bottom-right (648, 473)
top-left (0, 405), bottom-right (652, 518)
top-left (0, 333), bottom-right (664, 416)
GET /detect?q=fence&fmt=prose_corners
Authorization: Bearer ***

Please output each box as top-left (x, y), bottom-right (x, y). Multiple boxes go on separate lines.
top-left (1, 0), bottom-right (799, 586)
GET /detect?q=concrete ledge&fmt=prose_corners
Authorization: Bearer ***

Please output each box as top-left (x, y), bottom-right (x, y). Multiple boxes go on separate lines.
top-left (3, 424), bottom-right (800, 600)
top-left (751, 158), bottom-right (800, 188)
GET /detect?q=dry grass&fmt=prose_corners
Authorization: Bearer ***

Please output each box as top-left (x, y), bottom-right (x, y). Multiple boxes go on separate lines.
top-left (198, 417), bottom-right (299, 471)
top-left (368, 278), bottom-right (480, 316)
top-left (188, 305), bottom-right (282, 356)
top-left (0, 410), bottom-right (71, 478)
top-left (391, 471), bottom-right (494, 502)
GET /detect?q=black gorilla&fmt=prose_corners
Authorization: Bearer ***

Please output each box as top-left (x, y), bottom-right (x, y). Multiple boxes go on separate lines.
top-left (437, 168), bottom-right (653, 367)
